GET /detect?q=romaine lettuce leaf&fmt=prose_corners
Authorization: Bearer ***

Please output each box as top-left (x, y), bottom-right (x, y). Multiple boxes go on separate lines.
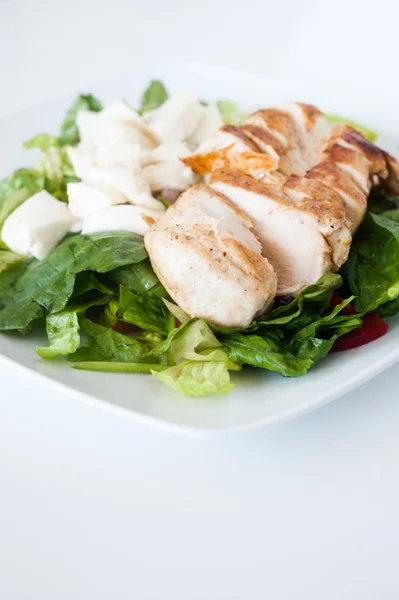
top-left (37, 311), bottom-right (80, 359)
top-left (23, 134), bottom-right (79, 201)
top-left (0, 169), bottom-right (45, 243)
top-left (150, 318), bottom-right (221, 363)
top-left (59, 94), bottom-right (103, 146)
top-left (344, 212), bottom-right (399, 313)
top-left (139, 80), bottom-right (168, 114)
top-left (36, 296), bottom-right (110, 359)
top-left (216, 100), bottom-right (247, 126)
top-left (23, 134), bottom-right (60, 151)
top-left (0, 249), bottom-right (24, 273)
top-left (152, 352), bottom-right (240, 396)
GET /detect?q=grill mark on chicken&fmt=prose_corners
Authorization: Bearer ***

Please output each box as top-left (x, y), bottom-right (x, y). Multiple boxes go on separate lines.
top-left (220, 125), bottom-right (262, 152)
top-left (241, 124), bottom-right (285, 155)
top-left (295, 103), bottom-right (324, 130)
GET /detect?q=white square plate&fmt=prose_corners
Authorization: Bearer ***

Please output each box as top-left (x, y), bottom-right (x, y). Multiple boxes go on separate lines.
top-left (1, 62), bottom-right (398, 435)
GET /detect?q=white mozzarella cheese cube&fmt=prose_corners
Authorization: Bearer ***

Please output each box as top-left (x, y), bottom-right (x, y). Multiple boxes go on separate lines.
top-left (142, 161), bottom-right (195, 192)
top-left (146, 92), bottom-right (204, 143)
top-left (81, 204), bottom-right (164, 236)
top-left (2, 190), bottom-right (77, 259)
top-left (67, 181), bottom-right (127, 219)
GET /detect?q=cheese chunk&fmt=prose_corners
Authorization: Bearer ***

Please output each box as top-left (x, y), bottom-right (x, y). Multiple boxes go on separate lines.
top-left (67, 181), bottom-right (127, 219)
top-left (81, 204), bottom-right (165, 236)
top-left (2, 190), bottom-right (77, 259)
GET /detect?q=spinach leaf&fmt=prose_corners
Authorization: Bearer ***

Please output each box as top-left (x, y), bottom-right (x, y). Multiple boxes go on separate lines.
top-left (0, 232), bottom-right (147, 331)
top-left (59, 94), bottom-right (103, 146)
top-left (139, 80), bottom-right (168, 114)
top-left (344, 212), bottom-right (399, 313)
top-left (223, 333), bottom-right (312, 377)
top-left (259, 274), bottom-right (343, 327)
top-left (106, 259), bottom-right (161, 294)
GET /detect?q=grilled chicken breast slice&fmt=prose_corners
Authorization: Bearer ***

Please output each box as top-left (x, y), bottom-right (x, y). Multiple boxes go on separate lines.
top-left (209, 169), bottom-right (346, 296)
top-left (145, 184), bottom-right (277, 327)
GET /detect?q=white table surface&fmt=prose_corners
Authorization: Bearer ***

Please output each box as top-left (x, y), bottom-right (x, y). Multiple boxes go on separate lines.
top-left (1, 1), bottom-right (399, 598)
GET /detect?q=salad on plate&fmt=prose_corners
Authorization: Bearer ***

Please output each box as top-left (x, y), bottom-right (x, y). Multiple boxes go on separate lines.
top-left (1, 80), bottom-right (399, 397)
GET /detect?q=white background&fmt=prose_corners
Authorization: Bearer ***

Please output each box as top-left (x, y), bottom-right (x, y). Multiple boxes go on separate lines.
top-left (1, 1), bottom-right (399, 598)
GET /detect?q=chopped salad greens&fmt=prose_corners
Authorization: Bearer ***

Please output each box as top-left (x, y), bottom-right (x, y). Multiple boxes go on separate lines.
top-left (0, 81), bottom-right (398, 397)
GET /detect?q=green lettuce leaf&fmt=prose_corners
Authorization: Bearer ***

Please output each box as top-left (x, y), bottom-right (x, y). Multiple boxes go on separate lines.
top-left (216, 100), bottom-right (247, 126)
top-left (325, 114), bottom-right (378, 142)
top-left (0, 169), bottom-right (45, 242)
top-left (139, 80), bottom-right (168, 114)
top-left (59, 94), bottom-right (103, 146)
top-left (23, 134), bottom-right (78, 201)
top-left (73, 361), bottom-right (168, 373)
top-left (150, 318), bottom-right (221, 363)
top-left (37, 311), bottom-right (80, 359)
top-left (152, 352), bottom-right (240, 396)
top-left (71, 318), bottom-right (154, 363)
top-left (344, 212), bottom-right (399, 313)
top-left (258, 274), bottom-right (343, 328)
top-left (99, 297), bottom-right (119, 328)
top-left (0, 232), bottom-right (147, 331)
top-left (0, 249), bottom-right (24, 273)
top-left (37, 296), bottom-right (110, 359)
top-left (23, 133), bottom-right (60, 151)
top-left (106, 259), bottom-right (162, 294)
top-left (118, 285), bottom-right (169, 334)
top-left (223, 333), bottom-right (312, 377)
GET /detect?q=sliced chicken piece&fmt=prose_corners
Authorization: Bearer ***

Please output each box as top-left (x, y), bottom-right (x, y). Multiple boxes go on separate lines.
top-left (319, 142), bottom-right (371, 193)
top-left (244, 108), bottom-right (307, 176)
top-left (196, 125), bottom-right (264, 155)
top-left (279, 102), bottom-right (330, 172)
top-left (283, 175), bottom-right (351, 268)
top-left (240, 124), bottom-right (285, 156)
top-left (325, 124), bottom-right (387, 178)
top-left (382, 152), bottom-right (399, 197)
top-left (306, 162), bottom-right (367, 232)
top-left (181, 148), bottom-right (278, 180)
top-left (209, 168), bottom-right (347, 296)
top-left (307, 124), bottom-right (391, 232)
top-left (145, 184), bottom-right (277, 327)
top-left (244, 105), bottom-right (330, 177)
